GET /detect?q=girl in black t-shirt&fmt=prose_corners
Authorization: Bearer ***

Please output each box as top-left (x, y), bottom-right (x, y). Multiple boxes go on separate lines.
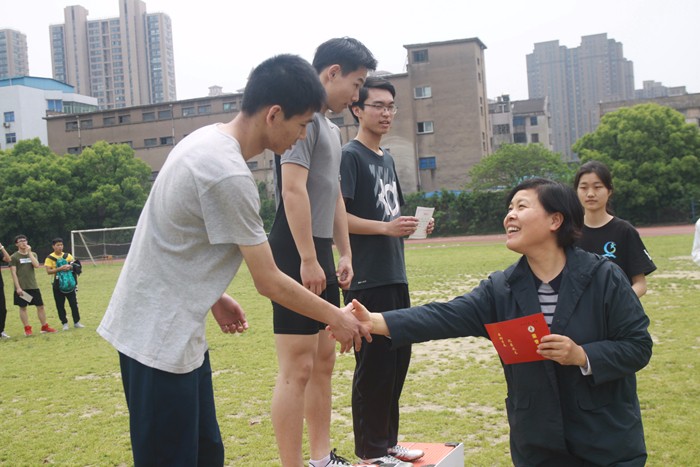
top-left (574, 161), bottom-right (656, 298)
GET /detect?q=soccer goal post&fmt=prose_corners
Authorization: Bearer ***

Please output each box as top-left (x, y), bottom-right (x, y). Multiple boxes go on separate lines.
top-left (71, 226), bottom-right (136, 265)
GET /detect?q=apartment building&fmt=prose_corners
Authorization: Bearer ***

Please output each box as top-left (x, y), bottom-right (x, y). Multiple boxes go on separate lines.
top-left (50, 0), bottom-right (176, 109)
top-left (0, 29), bottom-right (29, 79)
top-left (527, 33), bottom-right (635, 159)
top-left (488, 95), bottom-right (553, 152)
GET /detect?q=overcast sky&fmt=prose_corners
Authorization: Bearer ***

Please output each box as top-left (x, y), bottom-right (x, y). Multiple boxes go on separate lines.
top-left (2, 0), bottom-right (699, 101)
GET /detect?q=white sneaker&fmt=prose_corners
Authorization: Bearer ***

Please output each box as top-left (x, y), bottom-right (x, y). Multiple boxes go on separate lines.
top-left (362, 454), bottom-right (413, 467)
top-left (0, 331), bottom-right (10, 339)
top-left (74, 322), bottom-right (85, 329)
top-left (388, 445), bottom-right (425, 462)
top-left (62, 323), bottom-right (70, 331)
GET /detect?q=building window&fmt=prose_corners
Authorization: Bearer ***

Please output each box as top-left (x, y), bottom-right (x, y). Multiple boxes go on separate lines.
top-left (80, 119), bottom-right (93, 129)
top-left (512, 116), bottom-right (526, 127)
top-left (121, 141), bottom-right (133, 148)
top-left (3, 111), bottom-right (14, 123)
top-left (142, 111), bottom-right (156, 121)
top-left (417, 121), bottom-right (434, 134)
top-left (531, 133), bottom-right (540, 143)
top-left (144, 138), bottom-right (158, 147)
top-left (530, 116), bottom-right (538, 126)
top-left (67, 147), bottom-right (81, 154)
top-left (412, 49), bottom-right (428, 63)
top-left (119, 114), bottom-right (131, 124)
top-left (494, 124), bottom-right (510, 135)
top-left (158, 109), bottom-right (173, 119)
top-left (182, 106), bottom-right (196, 117)
top-left (514, 133), bottom-right (527, 143)
top-left (160, 136), bottom-right (173, 145)
top-left (198, 105), bottom-right (211, 115)
top-left (247, 161), bottom-right (259, 170)
top-left (414, 86), bottom-right (432, 99)
top-left (5, 133), bottom-right (17, 144)
top-left (223, 102), bottom-right (238, 112)
top-left (46, 99), bottom-right (63, 112)
top-left (66, 121), bottom-right (79, 131)
top-left (419, 156), bottom-right (437, 170)
top-left (103, 116), bottom-right (116, 126)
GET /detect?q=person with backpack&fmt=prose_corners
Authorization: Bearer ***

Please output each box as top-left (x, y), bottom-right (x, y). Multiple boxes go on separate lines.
top-left (44, 237), bottom-right (84, 330)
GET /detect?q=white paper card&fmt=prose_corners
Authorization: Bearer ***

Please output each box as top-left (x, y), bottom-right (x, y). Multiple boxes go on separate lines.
top-left (409, 206), bottom-right (435, 239)
top-left (20, 290), bottom-right (33, 303)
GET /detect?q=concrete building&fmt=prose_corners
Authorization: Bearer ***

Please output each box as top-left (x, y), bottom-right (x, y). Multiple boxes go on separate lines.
top-left (1, 76), bottom-right (97, 151)
top-left (600, 92), bottom-right (700, 127)
top-left (49, 0), bottom-right (176, 109)
top-left (488, 95), bottom-right (553, 152)
top-left (0, 29), bottom-right (29, 79)
top-left (46, 38), bottom-right (490, 193)
top-left (527, 33), bottom-right (635, 159)
top-left (635, 80), bottom-right (687, 99)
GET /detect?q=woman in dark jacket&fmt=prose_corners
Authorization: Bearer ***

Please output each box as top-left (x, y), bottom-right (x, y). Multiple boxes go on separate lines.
top-left (347, 178), bottom-right (652, 466)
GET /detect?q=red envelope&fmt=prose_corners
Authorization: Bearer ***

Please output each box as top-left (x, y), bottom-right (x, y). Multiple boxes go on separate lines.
top-left (484, 313), bottom-right (550, 364)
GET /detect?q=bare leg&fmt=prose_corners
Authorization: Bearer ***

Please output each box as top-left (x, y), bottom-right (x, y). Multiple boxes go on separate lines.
top-left (305, 329), bottom-right (336, 460)
top-left (37, 305), bottom-right (47, 325)
top-left (19, 307), bottom-right (29, 326)
top-left (272, 333), bottom-right (319, 467)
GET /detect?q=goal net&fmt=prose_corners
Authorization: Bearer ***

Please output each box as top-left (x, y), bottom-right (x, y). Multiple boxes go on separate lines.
top-left (71, 226), bottom-right (136, 265)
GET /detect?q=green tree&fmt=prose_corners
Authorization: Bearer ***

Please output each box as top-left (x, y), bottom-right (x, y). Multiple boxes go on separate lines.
top-left (467, 143), bottom-right (573, 191)
top-left (68, 141), bottom-right (152, 228)
top-left (0, 139), bottom-right (152, 249)
top-left (573, 103), bottom-right (700, 224)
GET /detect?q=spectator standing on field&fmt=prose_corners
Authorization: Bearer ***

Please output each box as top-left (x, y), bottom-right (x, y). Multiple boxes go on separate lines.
top-left (0, 241), bottom-right (11, 338)
top-left (9, 234), bottom-right (57, 336)
top-left (573, 161), bottom-right (656, 298)
top-left (268, 37), bottom-right (377, 467)
top-left (44, 237), bottom-right (84, 330)
top-left (340, 77), bottom-right (431, 466)
top-left (97, 54), bottom-right (371, 467)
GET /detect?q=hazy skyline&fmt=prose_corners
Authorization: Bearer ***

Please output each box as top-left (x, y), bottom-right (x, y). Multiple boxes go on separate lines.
top-left (2, 0), bottom-right (699, 101)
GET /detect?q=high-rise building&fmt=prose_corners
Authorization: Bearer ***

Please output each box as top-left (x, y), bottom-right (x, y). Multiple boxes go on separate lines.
top-left (49, 0), bottom-right (176, 109)
top-left (0, 29), bottom-right (29, 79)
top-left (527, 33), bottom-right (634, 159)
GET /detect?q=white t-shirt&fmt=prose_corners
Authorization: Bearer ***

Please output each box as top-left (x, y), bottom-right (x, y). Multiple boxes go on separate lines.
top-left (98, 124), bottom-right (268, 373)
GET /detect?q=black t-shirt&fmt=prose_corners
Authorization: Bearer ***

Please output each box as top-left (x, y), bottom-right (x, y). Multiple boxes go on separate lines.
top-left (575, 217), bottom-right (657, 282)
top-left (340, 140), bottom-right (407, 290)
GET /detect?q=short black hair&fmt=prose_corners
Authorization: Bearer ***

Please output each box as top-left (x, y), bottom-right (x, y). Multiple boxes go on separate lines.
top-left (349, 76), bottom-right (396, 123)
top-left (506, 178), bottom-right (583, 248)
top-left (312, 37), bottom-right (377, 75)
top-left (14, 234), bottom-right (27, 244)
top-left (241, 54), bottom-right (326, 118)
top-left (52, 237), bottom-right (64, 246)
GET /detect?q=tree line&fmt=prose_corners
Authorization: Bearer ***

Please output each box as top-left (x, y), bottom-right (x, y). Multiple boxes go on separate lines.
top-left (2, 103), bottom-right (698, 252)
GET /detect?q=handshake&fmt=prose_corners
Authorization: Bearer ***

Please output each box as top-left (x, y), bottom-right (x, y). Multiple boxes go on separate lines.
top-left (326, 299), bottom-right (378, 353)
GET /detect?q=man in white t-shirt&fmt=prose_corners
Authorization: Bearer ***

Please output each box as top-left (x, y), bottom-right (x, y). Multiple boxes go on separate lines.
top-left (97, 54), bottom-right (371, 467)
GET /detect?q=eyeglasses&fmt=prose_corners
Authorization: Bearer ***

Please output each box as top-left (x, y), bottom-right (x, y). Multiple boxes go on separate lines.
top-left (363, 103), bottom-right (398, 115)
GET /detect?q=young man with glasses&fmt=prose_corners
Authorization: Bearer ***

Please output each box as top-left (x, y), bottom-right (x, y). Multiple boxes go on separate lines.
top-left (340, 77), bottom-right (432, 466)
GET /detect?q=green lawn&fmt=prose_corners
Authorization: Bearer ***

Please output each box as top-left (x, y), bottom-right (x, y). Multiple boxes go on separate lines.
top-left (0, 233), bottom-right (698, 466)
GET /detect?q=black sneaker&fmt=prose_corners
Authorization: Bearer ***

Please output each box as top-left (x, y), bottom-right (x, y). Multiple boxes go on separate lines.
top-left (324, 448), bottom-right (352, 466)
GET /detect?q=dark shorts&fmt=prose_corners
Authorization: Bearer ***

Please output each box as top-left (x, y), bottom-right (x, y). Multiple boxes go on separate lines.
top-left (269, 232), bottom-right (339, 335)
top-left (14, 289), bottom-right (44, 307)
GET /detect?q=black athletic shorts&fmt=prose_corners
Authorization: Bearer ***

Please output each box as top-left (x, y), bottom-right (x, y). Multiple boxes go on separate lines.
top-left (14, 289), bottom-right (44, 307)
top-left (269, 231), bottom-right (339, 335)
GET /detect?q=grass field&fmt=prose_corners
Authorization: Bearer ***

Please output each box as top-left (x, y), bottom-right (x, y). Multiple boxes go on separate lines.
top-left (0, 233), bottom-right (698, 466)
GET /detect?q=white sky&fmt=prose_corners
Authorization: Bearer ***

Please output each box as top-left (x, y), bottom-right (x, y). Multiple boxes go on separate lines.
top-left (2, 0), bottom-right (699, 101)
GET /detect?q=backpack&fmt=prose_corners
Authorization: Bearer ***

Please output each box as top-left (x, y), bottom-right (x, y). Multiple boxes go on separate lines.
top-left (51, 253), bottom-right (77, 294)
